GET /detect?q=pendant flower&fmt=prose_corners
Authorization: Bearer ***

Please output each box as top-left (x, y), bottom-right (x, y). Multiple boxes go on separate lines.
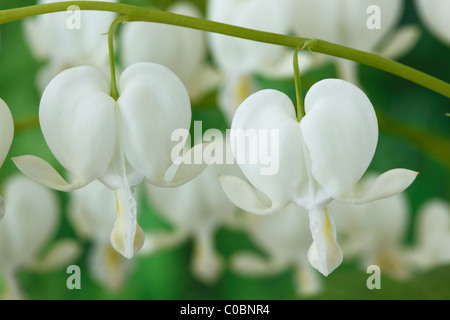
top-left (68, 180), bottom-right (133, 291)
top-left (24, 0), bottom-right (117, 91)
top-left (415, 0), bottom-right (450, 46)
top-left (231, 204), bottom-right (322, 296)
top-left (0, 176), bottom-right (80, 300)
top-left (406, 199), bottom-right (450, 271)
top-left (144, 157), bottom-right (240, 284)
top-left (207, 0), bottom-right (294, 122)
top-left (120, 2), bottom-right (220, 102)
top-left (291, 0), bottom-right (419, 85)
top-left (330, 183), bottom-right (411, 280)
top-left (13, 62), bottom-right (207, 259)
top-left (220, 78), bottom-right (418, 276)
top-left (0, 98), bottom-right (14, 219)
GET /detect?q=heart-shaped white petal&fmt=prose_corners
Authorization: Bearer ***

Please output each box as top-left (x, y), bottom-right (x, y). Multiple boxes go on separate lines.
top-left (301, 79), bottom-right (378, 199)
top-left (228, 89), bottom-right (304, 212)
top-left (0, 98), bottom-right (14, 168)
top-left (38, 66), bottom-right (116, 187)
top-left (118, 62), bottom-right (193, 184)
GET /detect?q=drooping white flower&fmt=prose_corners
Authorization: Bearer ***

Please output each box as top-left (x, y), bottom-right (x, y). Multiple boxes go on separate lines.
top-left (206, 0), bottom-right (294, 122)
top-left (23, 0), bottom-right (117, 91)
top-left (231, 204), bottom-right (322, 296)
top-left (291, 0), bottom-right (419, 85)
top-left (120, 2), bottom-right (220, 102)
top-left (330, 185), bottom-right (411, 280)
top-left (415, 0), bottom-right (450, 46)
top-left (406, 199), bottom-right (450, 271)
top-left (0, 98), bottom-right (14, 219)
top-left (0, 175), bottom-right (80, 300)
top-left (220, 78), bottom-right (418, 276)
top-left (13, 62), bottom-right (207, 259)
top-left (68, 180), bottom-right (134, 292)
top-left (144, 158), bottom-right (240, 284)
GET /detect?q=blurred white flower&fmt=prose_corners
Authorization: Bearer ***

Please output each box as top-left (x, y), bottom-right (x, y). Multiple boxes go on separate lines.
top-left (207, 0), bottom-right (294, 122)
top-left (220, 79), bottom-right (418, 276)
top-left (231, 204), bottom-right (322, 296)
top-left (120, 2), bottom-right (220, 102)
top-left (23, 0), bottom-right (117, 92)
top-left (68, 180), bottom-right (134, 292)
top-left (0, 98), bottom-right (14, 220)
top-left (144, 159), bottom-right (240, 284)
top-left (291, 0), bottom-right (419, 85)
top-left (13, 63), bottom-right (207, 259)
top-left (330, 186), bottom-right (411, 280)
top-left (0, 175), bottom-right (80, 300)
top-left (406, 199), bottom-right (450, 271)
top-left (415, 0), bottom-right (450, 46)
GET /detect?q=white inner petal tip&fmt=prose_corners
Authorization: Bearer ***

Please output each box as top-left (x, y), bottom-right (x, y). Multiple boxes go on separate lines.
top-left (110, 189), bottom-right (144, 259)
top-left (307, 206), bottom-right (343, 276)
top-left (111, 222), bottom-right (145, 260)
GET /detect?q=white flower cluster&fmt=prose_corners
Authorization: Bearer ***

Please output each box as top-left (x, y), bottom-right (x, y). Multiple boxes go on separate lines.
top-left (0, 0), bottom-right (448, 298)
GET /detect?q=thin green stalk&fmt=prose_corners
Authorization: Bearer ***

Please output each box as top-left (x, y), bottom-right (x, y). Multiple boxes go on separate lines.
top-left (294, 42), bottom-right (309, 122)
top-left (0, 1), bottom-right (449, 98)
top-left (108, 15), bottom-right (128, 100)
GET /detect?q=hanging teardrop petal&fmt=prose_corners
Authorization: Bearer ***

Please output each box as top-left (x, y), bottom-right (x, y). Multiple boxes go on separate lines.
top-left (307, 206), bottom-right (343, 276)
top-left (337, 169), bottom-right (419, 204)
top-left (219, 175), bottom-right (276, 214)
top-left (149, 142), bottom-right (211, 187)
top-left (110, 187), bottom-right (145, 259)
top-left (12, 155), bottom-right (89, 191)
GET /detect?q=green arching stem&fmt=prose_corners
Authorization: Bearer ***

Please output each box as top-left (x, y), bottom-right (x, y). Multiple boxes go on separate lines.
top-left (0, 1), bottom-right (450, 98)
top-left (108, 15), bottom-right (128, 100)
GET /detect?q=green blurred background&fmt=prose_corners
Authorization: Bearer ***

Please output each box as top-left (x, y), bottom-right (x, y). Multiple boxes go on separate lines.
top-left (0, 0), bottom-right (449, 300)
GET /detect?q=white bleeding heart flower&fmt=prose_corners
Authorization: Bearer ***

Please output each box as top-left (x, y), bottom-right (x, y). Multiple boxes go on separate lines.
top-left (144, 157), bottom-right (240, 284)
top-left (220, 78), bottom-right (418, 276)
top-left (330, 186), bottom-right (411, 280)
top-left (406, 199), bottom-right (450, 271)
top-left (120, 2), bottom-right (220, 102)
top-left (0, 98), bottom-right (14, 220)
top-left (291, 0), bottom-right (419, 85)
top-left (231, 204), bottom-right (322, 296)
top-left (24, 0), bottom-right (117, 92)
top-left (13, 62), bottom-right (207, 260)
top-left (68, 180), bottom-right (133, 292)
top-left (415, 0), bottom-right (450, 46)
top-left (0, 175), bottom-right (80, 300)
top-left (207, 0), bottom-right (294, 122)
